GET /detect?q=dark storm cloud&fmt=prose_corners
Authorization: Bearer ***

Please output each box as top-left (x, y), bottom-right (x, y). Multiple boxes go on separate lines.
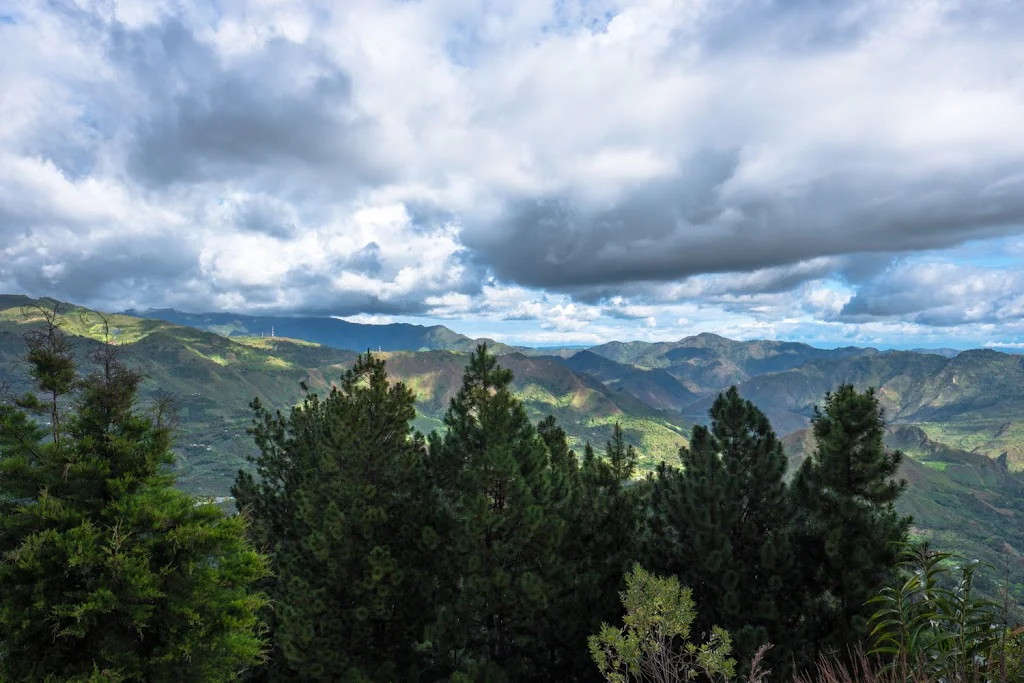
top-left (108, 20), bottom-right (378, 189)
top-left (228, 195), bottom-right (299, 239)
top-left (467, 163), bottom-right (1024, 291)
top-left (1, 231), bottom-right (198, 310)
top-left (3, 0), bottom-right (1024, 346)
top-left (571, 255), bottom-right (863, 306)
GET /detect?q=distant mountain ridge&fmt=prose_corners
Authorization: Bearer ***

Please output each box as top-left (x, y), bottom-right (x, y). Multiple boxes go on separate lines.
top-left (4, 294), bottom-right (1024, 605)
top-left (586, 332), bottom-right (877, 396)
top-left (7, 298), bottom-right (1024, 471)
top-left (126, 308), bottom-right (489, 353)
top-left (1, 298), bottom-right (689, 495)
top-left (49, 303), bottom-right (1024, 471)
top-left (126, 308), bottom-right (585, 359)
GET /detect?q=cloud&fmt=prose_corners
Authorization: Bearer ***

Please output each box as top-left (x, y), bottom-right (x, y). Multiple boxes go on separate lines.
top-left (1, 0), bottom-right (1024, 347)
top-left (840, 261), bottom-right (1024, 326)
top-left (454, 0), bottom-right (1024, 291)
top-left (115, 21), bottom-right (378, 189)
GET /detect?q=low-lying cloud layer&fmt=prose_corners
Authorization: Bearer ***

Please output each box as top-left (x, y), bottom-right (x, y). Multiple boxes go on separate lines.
top-left (2, 0), bottom-right (1023, 346)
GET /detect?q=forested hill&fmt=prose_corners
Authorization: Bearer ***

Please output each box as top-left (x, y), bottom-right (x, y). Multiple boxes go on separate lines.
top-left (3, 295), bottom-right (1024, 604)
top-left (0, 299), bottom-right (690, 495)
top-left (125, 307), bottom-right (518, 354)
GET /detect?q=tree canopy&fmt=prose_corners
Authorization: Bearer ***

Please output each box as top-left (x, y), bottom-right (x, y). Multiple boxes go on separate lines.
top-left (0, 310), bottom-right (268, 682)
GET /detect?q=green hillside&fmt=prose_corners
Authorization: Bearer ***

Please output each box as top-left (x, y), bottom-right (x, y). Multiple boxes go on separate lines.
top-left (695, 348), bottom-right (1024, 470)
top-left (589, 332), bottom-right (874, 392)
top-left (381, 350), bottom-right (689, 470)
top-left (784, 425), bottom-right (1024, 605)
top-left (5, 296), bottom-right (1024, 605)
top-left (0, 301), bottom-right (687, 496)
top-left (557, 350), bottom-right (699, 411)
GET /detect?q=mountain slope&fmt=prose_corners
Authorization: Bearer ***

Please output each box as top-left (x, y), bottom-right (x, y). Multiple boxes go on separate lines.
top-left (696, 349), bottom-right (1024, 468)
top-left (590, 333), bottom-right (875, 394)
top-left (687, 351), bottom-right (949, 433)
top-left (1, 301), bottom-right (688, 495)
top-left (556, 350), bottom-right (698, 412)
top-left (785, 425), bottom-right (1024, 604)
top-left (127, 308), bottom-right (525, 354)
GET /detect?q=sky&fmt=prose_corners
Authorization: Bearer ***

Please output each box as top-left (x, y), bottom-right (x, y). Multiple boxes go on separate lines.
top-left (2, 0), bottom-right (1024, 349)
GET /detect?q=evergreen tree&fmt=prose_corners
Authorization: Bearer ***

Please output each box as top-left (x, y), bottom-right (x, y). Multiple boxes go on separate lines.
top-left (0, 311), bottom-right (268, 682)
top-left (426, 345), bottom-right (564, 682)
top-left (537, 423), bottom-right (648, 680)
top-left (580, 426), bottom-right (644, 629)
top-left (537, 415), bottom-right (577, 508)
top-left (644, 387), bottom-right (795, 672)
top-left (533, 416), bottom-right (582, 677)
top-left (791, 384), bottom-right (911, 655)
top-left (234, 353), bottom-right (441, 682)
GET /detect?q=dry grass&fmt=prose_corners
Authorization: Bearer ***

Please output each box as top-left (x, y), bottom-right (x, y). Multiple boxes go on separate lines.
top-left (745, 644), bottom-right (773, 683)
top-left (792, 647), bottom-right (1009, 683)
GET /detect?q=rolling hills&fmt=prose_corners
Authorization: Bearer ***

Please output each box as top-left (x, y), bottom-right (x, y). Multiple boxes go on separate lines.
top-left (126, 308), bottom-right (504, 353)
top-left (0, 299), bottom-right (689, 495)
top-left (784, 424), bottom-right (1024, 603)
top-left (3, 296), bottom-right (1024, 603)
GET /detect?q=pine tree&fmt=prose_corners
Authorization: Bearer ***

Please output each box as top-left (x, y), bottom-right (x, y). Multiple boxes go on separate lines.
top-left (791, 384), bottom-right (911, 656)
top-left (580, 425), bottom-right (644, 630)
top-left (539, 423), bottom-right (647, 680)
top-left (537, 415), bottom-right (577, 508)
top-left (533, 416), bottom-right (583, 677)
top-left (234, 353), bottom-right (441, 682)
top-left (426, 345), bottom-right (564, 682)
top-left (0, 310), bottom-right (268, 682)
top-left (644, 387), bottom-right (795, 672)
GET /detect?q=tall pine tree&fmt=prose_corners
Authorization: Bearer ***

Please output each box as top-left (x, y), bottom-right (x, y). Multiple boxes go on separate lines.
top-left (0, 309), bottom-right (268, 682)
top-left (791, 384), bottom-right (910, 656)
top-left (560, 424), bottom-right (646, 680)
top-left (235, 353), bottom-right (442, 682)
top-left (644, 387), bottom-right (795, 672)
top-left (426, 345), bottom-right (564, 682)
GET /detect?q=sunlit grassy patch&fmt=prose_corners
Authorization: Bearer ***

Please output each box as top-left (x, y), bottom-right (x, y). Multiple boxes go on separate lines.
top-left (403, 372), bottom-right (443, 402)
top-left (233, 336), bottom-right (321, 349)
top-left (918, 420), bottom-right (1024, 470)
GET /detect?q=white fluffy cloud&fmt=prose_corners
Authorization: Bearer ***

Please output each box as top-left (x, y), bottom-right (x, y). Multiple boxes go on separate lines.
top-left (1, 0), bottom-right (1024, 346)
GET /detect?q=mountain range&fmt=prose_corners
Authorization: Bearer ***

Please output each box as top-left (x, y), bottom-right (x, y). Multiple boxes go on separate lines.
top-left (2, 295), bottom-right (1023, 601)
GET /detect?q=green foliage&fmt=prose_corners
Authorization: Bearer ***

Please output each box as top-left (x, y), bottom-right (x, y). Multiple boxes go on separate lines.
top-left (20, 303), bottom-right (76, 443)
top-left (791, 385), bottom-right (912, 655)
top-left (2, 299), bottom-right (1005, 680)
top-left (588, 564), bottom-right (736, 683)
top-left (426, 344), bottom-right (566, 681)
top-left (548, 422), bottom-right (647, 680)
top-left (0, 310), bottom-right (268, 682)
top-left (868, 544), bottom-right (1024, 681)
top-left (645, 387), bottom-right (795, 673)
top-left (234, 353), bottom-right (440, 682)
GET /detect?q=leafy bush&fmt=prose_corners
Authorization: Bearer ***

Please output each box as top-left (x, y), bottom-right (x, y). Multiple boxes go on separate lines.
top-left (867, 544), bottom-right (1024, 681)
top-left (588, 564), bottom-right (737, 683)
